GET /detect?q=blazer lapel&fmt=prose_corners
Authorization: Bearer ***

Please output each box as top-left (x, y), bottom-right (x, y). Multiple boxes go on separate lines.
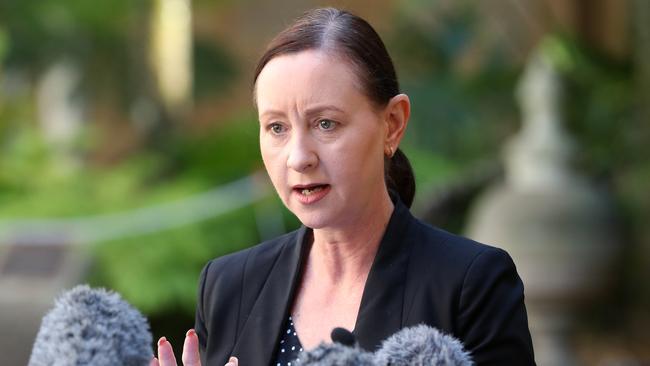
top-left (353, 198), bottom-right (413, 351)
top-left (230, 226), bottom-right (310, 366)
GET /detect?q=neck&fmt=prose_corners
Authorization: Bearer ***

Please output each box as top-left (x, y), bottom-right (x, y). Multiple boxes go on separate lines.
top-left (308, 190), bottom-right (394, 284)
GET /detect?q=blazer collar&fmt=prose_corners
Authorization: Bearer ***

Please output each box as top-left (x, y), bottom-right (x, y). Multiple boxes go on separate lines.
top-left (353, 194), bottom-right (413, 350)
top-left (231, 195), bottom-right (414, 363)
top-left (230, 225), bottom-right (311, 365)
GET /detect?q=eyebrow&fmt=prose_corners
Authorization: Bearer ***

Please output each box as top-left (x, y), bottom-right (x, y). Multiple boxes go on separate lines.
top-left (259, 104), bottom-right (346, 121)
top-left (304, 105), bottom-right (346, 117)
top-left (259, 110), bottom-right (285, 121)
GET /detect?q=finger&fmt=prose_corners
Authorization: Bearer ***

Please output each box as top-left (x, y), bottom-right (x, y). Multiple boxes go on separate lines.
top-left (157, 337), bottom-right (178, 366)
top-left (181, 329), bottom-right (201, 366)
top-left (150, 357), bottom-right (160, 366)
top-left (225, 356), bottom-right (238, 366)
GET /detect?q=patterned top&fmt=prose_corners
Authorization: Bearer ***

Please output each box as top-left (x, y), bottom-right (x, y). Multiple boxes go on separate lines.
top-left (273, 316), bottom-right (304, 366)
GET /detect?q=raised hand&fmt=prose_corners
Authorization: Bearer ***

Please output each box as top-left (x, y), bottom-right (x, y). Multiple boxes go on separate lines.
top-left (150, 330), bottom-right (238, 366)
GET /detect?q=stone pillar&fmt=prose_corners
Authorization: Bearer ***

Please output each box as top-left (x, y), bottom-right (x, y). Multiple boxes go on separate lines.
top-left (0, 237), bottom-right (90, 366)
top-left (465, 45), bottom-right (619, 366)
top-left (149, 0), bottom-right (193, 124)
top-left (36, 59), bottom-right (84, 173)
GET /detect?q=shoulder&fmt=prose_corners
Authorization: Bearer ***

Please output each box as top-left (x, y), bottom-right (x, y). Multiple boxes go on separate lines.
top-left (401, 216), bottom-right (522, 326)
top-left (199, 228), bottom-right (302, 297)
top-left (406, 217), bottom-right (513, 281)
top-left (193, 228), bottom-right (305, 364)
top-left (406, 218), bottom-right (534, 364)
top-left (195, 228), bottom-right (303, 346)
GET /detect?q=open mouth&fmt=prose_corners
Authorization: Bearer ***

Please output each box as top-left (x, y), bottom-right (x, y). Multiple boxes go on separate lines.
top-left (292, 184), bottom-right (331, 203)
top-left (297, 185), bottom-right (329, 196)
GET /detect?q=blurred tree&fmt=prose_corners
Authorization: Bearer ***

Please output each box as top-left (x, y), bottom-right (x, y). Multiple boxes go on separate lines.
top-left (390, 1), bottom-right (519, 165)
top-left (630, 0), bottom-right (650, 323)
top-left (0, 26), bottom-right (7, 68)
top-left (0, 0), bottom-right (132, 70)
top-left (0, 0), bottom-right (237, 159)
top-left (0, 0), bottom-right (138, 161)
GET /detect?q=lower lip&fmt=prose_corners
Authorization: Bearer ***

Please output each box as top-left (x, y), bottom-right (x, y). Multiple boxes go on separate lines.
top-left (293, 185), bottom-right (331, 205)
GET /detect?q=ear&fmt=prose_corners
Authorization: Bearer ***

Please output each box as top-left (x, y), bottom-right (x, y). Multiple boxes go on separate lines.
top-left (383, 94), bottom-right (410, 155)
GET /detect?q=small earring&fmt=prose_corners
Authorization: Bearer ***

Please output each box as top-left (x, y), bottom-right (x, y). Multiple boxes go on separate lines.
top-left (386, 146), bottom-right (394, 158)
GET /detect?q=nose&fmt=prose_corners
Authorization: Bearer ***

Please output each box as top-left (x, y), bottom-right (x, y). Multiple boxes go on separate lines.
top-left (286, 134), bottom-right (318, 173)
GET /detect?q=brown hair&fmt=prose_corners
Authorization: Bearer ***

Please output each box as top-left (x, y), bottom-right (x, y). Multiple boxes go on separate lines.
top-left (253, 7), bottom-right (415, 208)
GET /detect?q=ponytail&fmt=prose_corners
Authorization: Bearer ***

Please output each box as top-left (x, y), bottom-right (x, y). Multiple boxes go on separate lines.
top-left (385, 148), bottom-right (415, 208)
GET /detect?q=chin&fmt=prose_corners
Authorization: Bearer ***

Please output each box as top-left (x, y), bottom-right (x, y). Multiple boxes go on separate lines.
top-left (289, 202), bottom-right (350, 229)
top-left (293, 210), bottom-right (335, 229)
top-left (281, 190), bottom-right (359, 230)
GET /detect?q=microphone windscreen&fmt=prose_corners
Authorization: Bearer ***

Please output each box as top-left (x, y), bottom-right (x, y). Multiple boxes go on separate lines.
top-left (28, 285), bottom-right (153, 366)
top-left (374, 324), bottom-right (473, 366)
top-left (298, 342), bottom-right (375, 366)
top-left (330, 327), bottom-right (356, 347)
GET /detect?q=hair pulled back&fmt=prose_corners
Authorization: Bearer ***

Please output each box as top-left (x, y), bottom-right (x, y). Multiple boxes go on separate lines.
top-left (253, 7), bottom-right (415, 208)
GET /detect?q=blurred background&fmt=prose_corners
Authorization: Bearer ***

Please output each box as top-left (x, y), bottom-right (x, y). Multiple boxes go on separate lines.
top-left (0, 0), bottom-right (648, 365)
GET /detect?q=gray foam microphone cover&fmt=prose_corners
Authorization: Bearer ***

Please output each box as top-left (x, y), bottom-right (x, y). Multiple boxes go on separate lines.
top-left (298, 342), bottom-right (375, 366)
top-left (374, 324), bottom-right (473, 366)
top-left (29, 285), bottom-right (153, 366)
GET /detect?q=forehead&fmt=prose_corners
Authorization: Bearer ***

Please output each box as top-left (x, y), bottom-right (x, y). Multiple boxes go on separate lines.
top-left (255, 50), bottom-right (368, 114)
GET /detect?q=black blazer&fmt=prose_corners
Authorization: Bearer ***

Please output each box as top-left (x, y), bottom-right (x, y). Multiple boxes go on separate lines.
top-left (195, 197), bottom-right (536, 365)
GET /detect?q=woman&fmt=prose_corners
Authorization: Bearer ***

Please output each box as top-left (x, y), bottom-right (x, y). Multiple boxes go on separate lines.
top-left (154, 8), bottom-right (535, 366)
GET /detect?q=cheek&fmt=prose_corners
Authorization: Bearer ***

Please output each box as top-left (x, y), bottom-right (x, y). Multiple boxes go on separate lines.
top-left (260, 141), bottom-right (285, 184)
top-left (328, 128), bottom-right (384, 182)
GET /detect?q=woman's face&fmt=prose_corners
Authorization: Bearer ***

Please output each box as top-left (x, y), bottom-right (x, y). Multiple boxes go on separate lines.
top-left (256, 50), bottom-right (390, 229)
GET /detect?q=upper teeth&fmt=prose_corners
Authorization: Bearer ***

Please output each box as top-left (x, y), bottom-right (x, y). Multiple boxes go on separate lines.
top-left (301, 187), bottom-right (323, 195)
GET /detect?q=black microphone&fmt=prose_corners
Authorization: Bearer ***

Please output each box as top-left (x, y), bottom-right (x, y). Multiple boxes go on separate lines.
top-left (28, 285), bottom-right (153, 366)
top-left (374, 324), bottom-right (473, 366)
top-left (299, 327), bottom-right (373, 365)
top-left (330, 327), bottom-right (357, 347)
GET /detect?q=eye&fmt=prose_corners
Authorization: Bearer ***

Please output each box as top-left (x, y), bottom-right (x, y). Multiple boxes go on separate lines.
top-left (268, 122), bottom-right (285, 135)
top-left (318, 119), bottom-right (336, 131)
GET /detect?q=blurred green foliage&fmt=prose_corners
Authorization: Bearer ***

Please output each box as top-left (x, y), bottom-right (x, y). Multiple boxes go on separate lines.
top-left (93, 204), bottom-right (258, 316)
top-left (536, 34), bottom-right (650, 236)
top-left (0, 0), bottom-right (132, 67)
top-left (0, 27), bottom-right (8, 64)
top-left (0, 108), bottom-right (297, 318)
top-left (193, 38), bottom-right (238, 100)
top-left (540, 35), bottom-right (635, 173)
top-left (391, 3), bottom-right (520, 168)
top-left (391, 3), bottom-right (640, 188)
top-left (89, 116), bottom-right (280, 317)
